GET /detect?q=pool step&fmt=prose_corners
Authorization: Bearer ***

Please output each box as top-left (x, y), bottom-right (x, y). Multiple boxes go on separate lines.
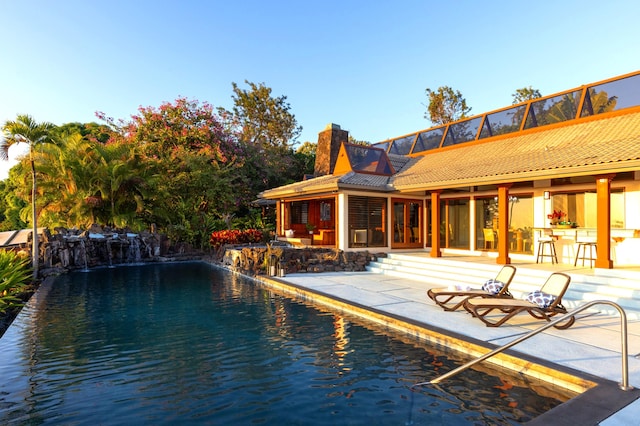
top-left (367, 253), bottom-right (640, 319)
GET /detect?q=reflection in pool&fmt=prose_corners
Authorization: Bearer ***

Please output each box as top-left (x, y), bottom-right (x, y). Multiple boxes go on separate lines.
top-left (0, 263), bottom-right (572, 424)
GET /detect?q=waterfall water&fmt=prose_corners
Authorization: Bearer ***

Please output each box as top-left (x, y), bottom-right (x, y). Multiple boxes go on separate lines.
top-left (127, 235), bottom-right (142, 263)
top-left (79, 239), bottom-right (89, 271)
top-left (106, 240), bottom-right (114, 267)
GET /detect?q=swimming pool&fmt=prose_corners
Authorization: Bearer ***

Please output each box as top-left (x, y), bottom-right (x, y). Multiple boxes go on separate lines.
top-left (0, 262), bottom-right (571, 424)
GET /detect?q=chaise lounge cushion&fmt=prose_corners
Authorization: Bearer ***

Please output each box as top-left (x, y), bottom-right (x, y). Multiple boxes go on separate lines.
top-left (482, 279), bottom-right (504, 295)
top-left (525, 290), bottom-right (557, 308)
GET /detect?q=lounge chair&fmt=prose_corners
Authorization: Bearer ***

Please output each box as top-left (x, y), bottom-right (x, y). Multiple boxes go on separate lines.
top-left (427, 265), bottom-right (516, 311)
top-left (464, 272), bottom-right (575, 329)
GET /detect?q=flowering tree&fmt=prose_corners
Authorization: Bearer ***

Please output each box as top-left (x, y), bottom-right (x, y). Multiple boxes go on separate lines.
top-left (97, 98), bottom-right (245, 248)
top-left (98, 97), bottom-right (240, 162)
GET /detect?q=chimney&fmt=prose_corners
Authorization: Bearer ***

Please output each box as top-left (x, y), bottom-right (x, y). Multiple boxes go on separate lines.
top-left (314, 123), bottom-right (349, 176)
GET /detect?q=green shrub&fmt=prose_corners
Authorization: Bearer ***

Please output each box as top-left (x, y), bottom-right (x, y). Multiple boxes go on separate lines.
top-left (0, 251), bottom-right (32, 314)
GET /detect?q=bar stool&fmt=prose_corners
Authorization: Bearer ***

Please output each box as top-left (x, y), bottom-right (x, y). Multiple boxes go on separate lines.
top-left (574, 230), bottom-right (597, 267)
top-left (536, 229), bottom-right (558, 264)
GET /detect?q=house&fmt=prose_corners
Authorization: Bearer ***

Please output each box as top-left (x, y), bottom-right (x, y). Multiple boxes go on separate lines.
top-left (259, 70), bottom-right (640, 269)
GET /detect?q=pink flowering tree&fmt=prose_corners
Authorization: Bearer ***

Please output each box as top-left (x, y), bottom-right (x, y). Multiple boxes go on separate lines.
top-left (97, 98), bottom-right (245, 248)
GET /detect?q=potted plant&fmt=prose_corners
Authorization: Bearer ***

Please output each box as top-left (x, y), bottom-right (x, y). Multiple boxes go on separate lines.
top-left (305, 223), bottom-right (316, 235)
top-left (547, 210), bottom-right (566, 227)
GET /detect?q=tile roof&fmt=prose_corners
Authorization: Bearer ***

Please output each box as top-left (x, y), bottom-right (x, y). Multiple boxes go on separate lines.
top-left (260, 170), bottom-right (396, 198)
top-left (387, 153), bottom-right (416, 173)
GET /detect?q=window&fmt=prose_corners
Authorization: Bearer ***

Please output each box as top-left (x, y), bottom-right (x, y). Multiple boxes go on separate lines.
top-left (343, 144), bottom-right (394, 175)
top-left (478, 105), bottom-right (527, 139)
top-left (412, 128), bottom-right (445, 154)
top-left (388, 135), bottom-right (416, 155)
top-left (348, 196), bottom-right (387, 248)
top-left (475, 195), bottom-right (533, 253)
top-left (524, 90), bottom-right (582, 129)
top-left (442, 117), bottom-right (482, 147)
top-left (290, 201), bottom-right (308, 224)
top-left (440, 199), bottom-right (469, 248)
top-left (581, 73), bottom-right (640, 117)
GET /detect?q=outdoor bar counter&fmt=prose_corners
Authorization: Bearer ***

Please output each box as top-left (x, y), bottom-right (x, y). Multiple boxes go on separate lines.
top-left (533, 228), bottom-right (640, 266)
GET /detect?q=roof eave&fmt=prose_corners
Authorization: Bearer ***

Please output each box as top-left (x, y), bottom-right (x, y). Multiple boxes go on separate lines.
top-left (259, 181), bottom-right (341, 199)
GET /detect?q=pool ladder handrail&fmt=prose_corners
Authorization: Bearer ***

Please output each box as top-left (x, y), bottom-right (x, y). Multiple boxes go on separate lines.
top-left (417, 300), bottom-right (633, 391)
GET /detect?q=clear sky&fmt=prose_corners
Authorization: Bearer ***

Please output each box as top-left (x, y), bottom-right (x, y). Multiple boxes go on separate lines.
top-left (1, 0), bottom-right (638, 178)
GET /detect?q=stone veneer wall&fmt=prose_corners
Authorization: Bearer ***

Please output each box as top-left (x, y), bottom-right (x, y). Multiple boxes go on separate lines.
top-left (222, 246), bottom-right (378, 276)
top-left (314, 123), bottom-right (349, 176)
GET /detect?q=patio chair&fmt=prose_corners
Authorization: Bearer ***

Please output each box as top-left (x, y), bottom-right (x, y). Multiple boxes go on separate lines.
top-left (427, 265), bottom-right (516, 311)
top-left (482, 228), bottom-right (497, 249)
top-left (464, 272), bottom-right (575, 329)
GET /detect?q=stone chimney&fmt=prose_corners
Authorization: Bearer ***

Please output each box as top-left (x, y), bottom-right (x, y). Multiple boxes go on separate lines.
top-left (314, 123), bottom-right (349, 176)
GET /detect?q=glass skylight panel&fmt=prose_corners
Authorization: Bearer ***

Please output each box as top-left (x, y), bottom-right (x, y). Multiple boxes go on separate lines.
top-left (388, 135), bottom-right (416, 155)
top-left (345, 144), bottom-right (393, 175)
top-left (441, 116), bottom-right (482, 147)
top-left (524, 90), bottom-right (582, 129)
top-left (479, 105), bottom-right (526, 138)
top-left (581, 73), bottom-right (640, 117)
top-left (371, 142), bottom-right (390, 152)
top-left (412, 128), bottom-right (445, 154)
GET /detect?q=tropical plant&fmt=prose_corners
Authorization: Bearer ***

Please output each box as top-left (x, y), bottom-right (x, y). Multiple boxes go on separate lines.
top-left (90, 141), bottom-right (161, 229)
top-left (0, 250), bottom-right (32, 314)
top-left (2, 115), bottom-right (57, 277)
top-left (0, 176), bottom-right (28, 231)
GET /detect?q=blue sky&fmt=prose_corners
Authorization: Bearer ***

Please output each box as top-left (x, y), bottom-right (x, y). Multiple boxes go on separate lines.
top-left (1, 0), bottom-right (638, 178)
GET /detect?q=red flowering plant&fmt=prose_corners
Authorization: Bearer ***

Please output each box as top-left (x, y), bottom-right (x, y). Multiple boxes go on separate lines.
top-left (210, 229), bottom-right (264, 248)
top-left (547, 209), bottom-right (568, 225)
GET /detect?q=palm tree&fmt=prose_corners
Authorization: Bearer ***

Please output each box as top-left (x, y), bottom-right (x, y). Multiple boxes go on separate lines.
top-left (1, 115), bottom-right (56, 277)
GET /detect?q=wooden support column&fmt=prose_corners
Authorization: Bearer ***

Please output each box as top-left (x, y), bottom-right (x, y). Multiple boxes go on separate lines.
top-left (496, 184), bottom-right (511, 265)
top-left (276, 200), bottom-right (282, 236)
top-left (430, 191), bottom-right (442, 258)
top-left (596, 174), bottom-right (615, 269)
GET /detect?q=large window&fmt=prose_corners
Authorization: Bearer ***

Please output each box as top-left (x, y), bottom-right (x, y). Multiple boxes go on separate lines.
top-left (392, 199), bottom-right (423, 248)
top-left (524, 90), bottom-right (582, 129)
top-left (441, 117), bottom-right (482, 147)
top-left (348, 196), bottom-right (387, 248)
top-left (412, 128), bottom-right (445, 154)
top-left (581, 73), bottom-right (640, 116)
top-left (388, 135), bottom-right (416, 156)
top-left (440, 199), bottom-right (469, 248)
top-left (475, 195), bottom-right (533, 253)
top-left (475, 197), bottom-right (498, 251)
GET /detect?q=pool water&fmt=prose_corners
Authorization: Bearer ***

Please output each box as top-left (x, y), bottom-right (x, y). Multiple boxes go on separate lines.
top-left (0, 263), bottom-right (570, 425)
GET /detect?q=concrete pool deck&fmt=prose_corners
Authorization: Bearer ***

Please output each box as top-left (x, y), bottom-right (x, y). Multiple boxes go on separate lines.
top-left (258, 269), bottom-right (640, 425)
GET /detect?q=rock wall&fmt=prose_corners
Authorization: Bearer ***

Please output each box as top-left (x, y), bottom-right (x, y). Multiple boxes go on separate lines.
top-left (222, 245), bottom-right (378, 276)
top-left (36, 225), bottom-right (202, 273)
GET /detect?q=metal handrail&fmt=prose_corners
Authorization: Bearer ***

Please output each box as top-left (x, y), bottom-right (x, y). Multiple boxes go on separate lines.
top-left (415, 300), bottom-right (633, 391)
